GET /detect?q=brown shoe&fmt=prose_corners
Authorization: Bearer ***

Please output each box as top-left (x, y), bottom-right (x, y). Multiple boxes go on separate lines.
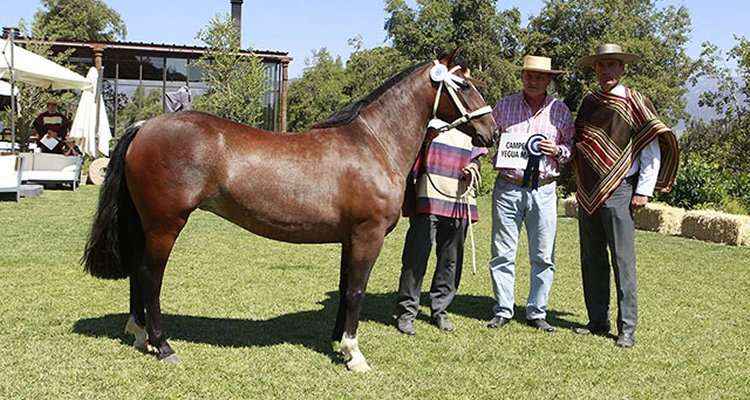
top-left (616, 334), bottom-right (634, 348)
top-left (487, 316), bottom-right (510, 329)
top-left (527, 318), bottom-right (555, 332)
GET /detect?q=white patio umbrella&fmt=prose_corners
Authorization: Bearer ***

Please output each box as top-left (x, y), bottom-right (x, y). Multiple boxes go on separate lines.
top-left (70, 67), bottom-right (111, 157)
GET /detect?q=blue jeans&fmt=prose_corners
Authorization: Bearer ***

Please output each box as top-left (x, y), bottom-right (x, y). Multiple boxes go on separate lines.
top-left (489, 176), bottom-right (557, 320)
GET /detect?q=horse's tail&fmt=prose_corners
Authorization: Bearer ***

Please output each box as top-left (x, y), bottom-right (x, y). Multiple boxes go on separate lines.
top-left (82, 122), bottom-right (145, 279)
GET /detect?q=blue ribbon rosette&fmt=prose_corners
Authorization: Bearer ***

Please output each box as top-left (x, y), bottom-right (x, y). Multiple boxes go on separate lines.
top-left (522, 134), bottom-right (546, 189)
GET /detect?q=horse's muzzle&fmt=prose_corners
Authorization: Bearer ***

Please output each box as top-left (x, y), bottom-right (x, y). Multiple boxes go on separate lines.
top-left (473, 127), bottom-right (499, 148)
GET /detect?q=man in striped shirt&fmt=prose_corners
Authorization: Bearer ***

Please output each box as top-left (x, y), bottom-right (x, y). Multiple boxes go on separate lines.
top-left (487, 55), bottom-right (575, 333)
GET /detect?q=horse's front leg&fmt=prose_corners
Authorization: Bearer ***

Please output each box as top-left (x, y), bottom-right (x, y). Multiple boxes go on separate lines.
top-left (336, 238), bottom-right (383, 373)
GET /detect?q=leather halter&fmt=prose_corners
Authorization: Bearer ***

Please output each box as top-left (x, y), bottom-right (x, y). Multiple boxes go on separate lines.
top-left (429, 60), bottom-right (492, 132)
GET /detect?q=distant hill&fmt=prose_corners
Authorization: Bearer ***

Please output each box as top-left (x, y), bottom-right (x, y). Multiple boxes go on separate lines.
top-left (676, 76), bottom-right (746, 135)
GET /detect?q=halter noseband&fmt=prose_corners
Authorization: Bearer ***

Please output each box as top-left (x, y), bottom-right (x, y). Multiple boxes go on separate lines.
top-left (429, 60), bottom-right (492, 132)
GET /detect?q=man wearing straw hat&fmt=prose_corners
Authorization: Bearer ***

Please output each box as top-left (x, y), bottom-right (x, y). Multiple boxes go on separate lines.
top-left (486, 55), bottom-right (575, 332)
top-left (572, 44), bottom-right (678, 348)
top-left (33, 97), bottom-right (78, 156)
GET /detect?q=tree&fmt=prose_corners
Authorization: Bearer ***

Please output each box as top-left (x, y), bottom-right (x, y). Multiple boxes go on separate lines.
top-left (343, 38), bottom-right (412, 101)
top-left (671, 37), bottom-right (750, 213)
top-left (385, 0), bottom-right (457, 62)
top-left (384, 0), bottom-right (523, 104)
top-left (288, 0), bottom-right (523, 134)
top-left (286, 48), bottom-right (349, 132)
top-left (524, 0), bottom-right (692, 125)
top-left (682, 38), bottom-right (750, 171)
top-left (191, 13), bottom-right (268, 126)
top-left (32, 0), bottom-right (127, 41)
top-left (449, 0), bottom-right (524, 104)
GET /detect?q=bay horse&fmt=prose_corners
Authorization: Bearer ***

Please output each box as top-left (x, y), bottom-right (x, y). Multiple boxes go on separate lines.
top-left (83, 48), bottom-right (497, 372)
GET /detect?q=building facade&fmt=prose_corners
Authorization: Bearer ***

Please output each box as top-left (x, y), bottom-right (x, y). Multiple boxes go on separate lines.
top-left (52, 40), bottom-right (292, 132)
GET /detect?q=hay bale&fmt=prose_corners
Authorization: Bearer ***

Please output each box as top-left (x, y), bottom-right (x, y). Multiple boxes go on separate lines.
top-left (681, 210), bottom-right (750, 246)
top-left (634, 203), bottom-right (684, 235)
top-left (562, 196), bottom-right (578, 218)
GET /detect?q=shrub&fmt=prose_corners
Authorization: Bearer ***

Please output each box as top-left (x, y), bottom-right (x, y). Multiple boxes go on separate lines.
top-left (656, 154), bottom-right (726, 210)
top-left (655, 153), bottom-right (750, 215)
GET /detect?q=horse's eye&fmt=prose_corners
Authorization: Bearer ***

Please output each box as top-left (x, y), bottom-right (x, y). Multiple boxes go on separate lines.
top-left (458, 81), bottom-right (471, 90)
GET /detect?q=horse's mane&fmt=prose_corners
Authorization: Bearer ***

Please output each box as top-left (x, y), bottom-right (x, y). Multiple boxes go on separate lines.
top-left (311, 61), bottom-right (430, 129)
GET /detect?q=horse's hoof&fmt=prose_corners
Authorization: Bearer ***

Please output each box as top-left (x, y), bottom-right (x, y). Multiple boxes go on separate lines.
top-left (347, 359), bottom-right (371, 373)
top-left (159, 353), bottom-right (180, 364)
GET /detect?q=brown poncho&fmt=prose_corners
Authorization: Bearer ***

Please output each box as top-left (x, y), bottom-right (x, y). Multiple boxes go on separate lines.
top-left (574, 88), bottom-right (679, 215)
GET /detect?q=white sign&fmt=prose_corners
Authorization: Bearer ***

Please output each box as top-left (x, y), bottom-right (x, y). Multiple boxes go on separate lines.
top-left (495, 132), bottom-right (546, 169)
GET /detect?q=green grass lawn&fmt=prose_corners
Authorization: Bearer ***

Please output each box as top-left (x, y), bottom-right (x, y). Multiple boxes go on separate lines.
top-left (1, 185), bottom-right (748, 399)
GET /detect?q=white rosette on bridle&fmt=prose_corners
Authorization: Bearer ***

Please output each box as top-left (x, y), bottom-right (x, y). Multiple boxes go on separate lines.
top-left (429, 63), bottom-right (464, 89)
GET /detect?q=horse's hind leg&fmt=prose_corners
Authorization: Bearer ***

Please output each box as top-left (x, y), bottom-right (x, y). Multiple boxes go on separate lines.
top-left (125, 275), bottom-right (150, 351)
top-left (136, 230), bottom-right (183, 363)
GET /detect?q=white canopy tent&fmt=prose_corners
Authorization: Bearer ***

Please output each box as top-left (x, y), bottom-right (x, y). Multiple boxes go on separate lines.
top-left (1, 37), bottom-right (92, 152)
top-left (70, 67), bottom-right (111, 157)
top-left (0, 38), bottom-right (91, 90)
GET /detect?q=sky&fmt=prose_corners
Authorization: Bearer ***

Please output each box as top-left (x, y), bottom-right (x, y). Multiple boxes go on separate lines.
top-left (1, 0), bottom-right (748, 79)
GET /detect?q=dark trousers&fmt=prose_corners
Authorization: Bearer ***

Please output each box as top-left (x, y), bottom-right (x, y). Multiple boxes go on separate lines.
top-left (578, 178), bottom-right (638, 336)
top-left (396, 214), bottom-right (468, 320)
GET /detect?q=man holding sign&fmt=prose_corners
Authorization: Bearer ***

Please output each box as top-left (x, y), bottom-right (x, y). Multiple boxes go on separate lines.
top-left (486, 56), bottom-right (575, 332)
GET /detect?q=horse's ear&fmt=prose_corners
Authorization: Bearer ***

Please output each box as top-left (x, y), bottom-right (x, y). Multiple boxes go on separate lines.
top-left (441, 47), bottom-right (462, 66)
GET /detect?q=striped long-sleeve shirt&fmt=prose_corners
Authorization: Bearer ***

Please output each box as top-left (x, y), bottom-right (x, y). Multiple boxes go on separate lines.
top-left (491, 92), bottom-right (575, 182)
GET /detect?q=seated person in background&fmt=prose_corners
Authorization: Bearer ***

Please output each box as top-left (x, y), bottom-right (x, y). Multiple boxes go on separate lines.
top-left (33, 98), bottom-right (79, 156)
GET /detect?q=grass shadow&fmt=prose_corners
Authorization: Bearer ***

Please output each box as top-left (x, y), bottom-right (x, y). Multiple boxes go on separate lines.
top-left (362, 291), bottom-right (578, 331)
top-left (73, 289), bottom-right (580, 365)
top-left (74, 292), bottom-right (345, 365)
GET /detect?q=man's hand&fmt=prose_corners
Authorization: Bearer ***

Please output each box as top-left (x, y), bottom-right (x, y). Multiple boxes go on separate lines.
top-left (631, 194), bottom-right (648, 210)
top-left (538, 139), bottom-right (559, 157)
top-left (462, 163), bottom-right (479, 179)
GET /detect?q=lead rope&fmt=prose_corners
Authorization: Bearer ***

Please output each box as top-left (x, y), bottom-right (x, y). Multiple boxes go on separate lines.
top-left (465, 170), bottom-right (481, 275)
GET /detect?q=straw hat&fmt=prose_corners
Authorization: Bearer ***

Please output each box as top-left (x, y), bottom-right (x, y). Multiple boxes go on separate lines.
top-left (577, 43), bottom-right (639, 66)
top-left (509, 55), bottom-right (565, 74)
top-left (46, 97), bottom-right (59, 105)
